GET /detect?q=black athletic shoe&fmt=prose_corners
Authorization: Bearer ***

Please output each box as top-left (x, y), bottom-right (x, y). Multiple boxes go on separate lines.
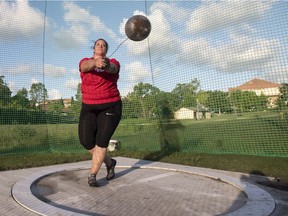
top-left (106, 159), bottom-right (117, 180)
top-left (88, 174), bottom-right (99, 187)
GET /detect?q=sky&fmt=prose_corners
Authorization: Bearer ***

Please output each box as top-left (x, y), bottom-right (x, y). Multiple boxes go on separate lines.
top-left (0, 0), bottom-right (287, 100)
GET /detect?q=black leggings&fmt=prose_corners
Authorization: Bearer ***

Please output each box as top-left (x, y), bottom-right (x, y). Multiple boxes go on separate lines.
top-left (78, 100), bottom-right (122, 150)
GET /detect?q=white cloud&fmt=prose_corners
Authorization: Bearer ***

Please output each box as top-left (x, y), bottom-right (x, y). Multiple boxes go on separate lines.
top-left (8, 80), bottom-right (34, 96)
top-left (173, 1), bottom-right (282, 76)
top-left (123, 5), bottom-right (178, 57)
top-left (179, 33), bottom-right (279, 74)
top-left (0, 0), bottom-right (44, 41)
top-left (31, 78), bottom-right (39, 84)
top-left (48, 89), bottom-right (62, 100)
top-left (150, 2), bottom-right (190, 25)
top-left (53, 24), bottom-right (90, 49)
top-left (5, 64), bottom-right (66, 78)
top-left (7, 64), bottom-right (31, 74)
top-left (44, 64), bottom-right (66, 78)
top-left (63, 2), bottom-right (92, 23)
top-left (2, 1), bottom-right (286, 100)
top-left (8, 81), bottom-right (17, 95)
top-left (119, 87), bottom-right (133, 98)
top-left (52, 2), bottom-right (116, 49)
top-left (125, 61), bottom-right (150, 83)
top-left (71, 68), bottom-right (79, 75)
top-left (186, 1), bottom-right (273, 33)
top-left (263, 65), bottom-right (288, 84)
top-left (122, 0), bottom-right (277, 71)
top-left (179, 38), bottom-right (213, 66)
top-left (119, 17), bottom-right (128, 38)
top-left (65, 78), bottom-right (80, 90)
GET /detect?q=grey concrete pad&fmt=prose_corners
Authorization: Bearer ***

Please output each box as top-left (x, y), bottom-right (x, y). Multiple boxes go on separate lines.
top-left (1, 157), bottom-right (288, 215)
top-left (7, 157), bottom-right (277, 216)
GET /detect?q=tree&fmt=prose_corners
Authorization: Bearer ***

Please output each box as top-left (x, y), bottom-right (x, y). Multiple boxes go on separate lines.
top-left (0, 76), bottom-right (12, 106)
top-left (47, 98), bottom-right (64, 113)
top-left (171, 78), bottom-right (200, 110)
top-left (276, 83), bottom-right (288, 110)
top-left (205, 90), bottom-right (231, 113)
top-left (197, 91), bottom-right (209, 106)
top-left (253, 94), bottom-right (268, 111)
top-left (29, 82), bottom-right (48, 108)
top-left (11, 88), bottom-right (30, 108)
top-left (75, 83), bottom-right (82, 102)
top-left (154, 91), bottom-right (174, 119)
top-left (70, 84), bottom-right (82, 120)
top-left (127, 82), bottom-right (160, 98)
top-left (229, 90), bottom-right (267, 113)
top-left (127, 82), bottom-right (160, 118)
top-left (122, 96), bottom-right (140, 118)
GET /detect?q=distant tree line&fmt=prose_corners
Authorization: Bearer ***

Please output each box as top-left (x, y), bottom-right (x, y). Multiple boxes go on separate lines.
top-left (0, 75), bottom-right (287, 124)
top-left (120, 80), bottom-right (287, 119)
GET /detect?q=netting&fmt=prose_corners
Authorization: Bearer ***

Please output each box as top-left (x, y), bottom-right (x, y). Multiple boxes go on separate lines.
top-left (0, 0), bottom-right (287, 157)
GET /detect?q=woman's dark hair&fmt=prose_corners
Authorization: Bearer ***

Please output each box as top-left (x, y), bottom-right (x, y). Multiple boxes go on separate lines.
top-left (93, 38), bottom-right (109, 52)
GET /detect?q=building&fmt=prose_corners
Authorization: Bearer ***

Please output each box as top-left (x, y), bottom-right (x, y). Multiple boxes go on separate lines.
top-left (174, 107), bottom-right (210, 120)
top-left (38, 98), bottom-right (73, 111)
top-left (174, 107), bottom-right (195, 120)
top-left (228, 78), bottom-right (281, 108)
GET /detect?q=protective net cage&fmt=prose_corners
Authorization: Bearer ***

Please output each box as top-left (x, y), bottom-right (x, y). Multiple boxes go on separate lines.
top-left (0, 0), bottom-right (287, 157)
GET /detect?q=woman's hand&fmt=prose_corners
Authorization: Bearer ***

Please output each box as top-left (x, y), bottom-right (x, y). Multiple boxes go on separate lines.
top-left (94, 57), bottom-right (109, 69)
top-left (101, 58), bottom-right (110, 70)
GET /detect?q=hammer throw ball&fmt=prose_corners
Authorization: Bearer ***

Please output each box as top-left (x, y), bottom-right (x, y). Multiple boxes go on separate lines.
top-left (101, 58), bottom-right (110, 70)
top-left (125, 15), bottom-right (151, 41)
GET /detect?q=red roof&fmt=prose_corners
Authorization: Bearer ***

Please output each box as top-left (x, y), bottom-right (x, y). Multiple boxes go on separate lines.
top-left (228, 78), bottom-right (281, 92)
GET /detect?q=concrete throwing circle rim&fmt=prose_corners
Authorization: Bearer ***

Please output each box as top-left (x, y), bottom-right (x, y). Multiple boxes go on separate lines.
top-left (12, 159), bottom-right (275, 216)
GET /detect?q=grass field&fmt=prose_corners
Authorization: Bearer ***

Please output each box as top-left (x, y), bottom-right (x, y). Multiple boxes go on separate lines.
top-left (0, 111), bottom-right (287, 180)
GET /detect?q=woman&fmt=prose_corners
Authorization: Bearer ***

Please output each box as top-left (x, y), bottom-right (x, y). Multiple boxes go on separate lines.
top-left (78, 38), bottom-right (122, 187)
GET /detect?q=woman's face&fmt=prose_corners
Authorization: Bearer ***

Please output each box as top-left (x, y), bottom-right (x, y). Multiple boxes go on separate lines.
top-left (94, 40), bottom-right (108, 56)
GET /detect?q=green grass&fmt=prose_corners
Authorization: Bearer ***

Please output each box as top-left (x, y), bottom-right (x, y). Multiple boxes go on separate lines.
top-left (178, 118), bottom-right (288, 156)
